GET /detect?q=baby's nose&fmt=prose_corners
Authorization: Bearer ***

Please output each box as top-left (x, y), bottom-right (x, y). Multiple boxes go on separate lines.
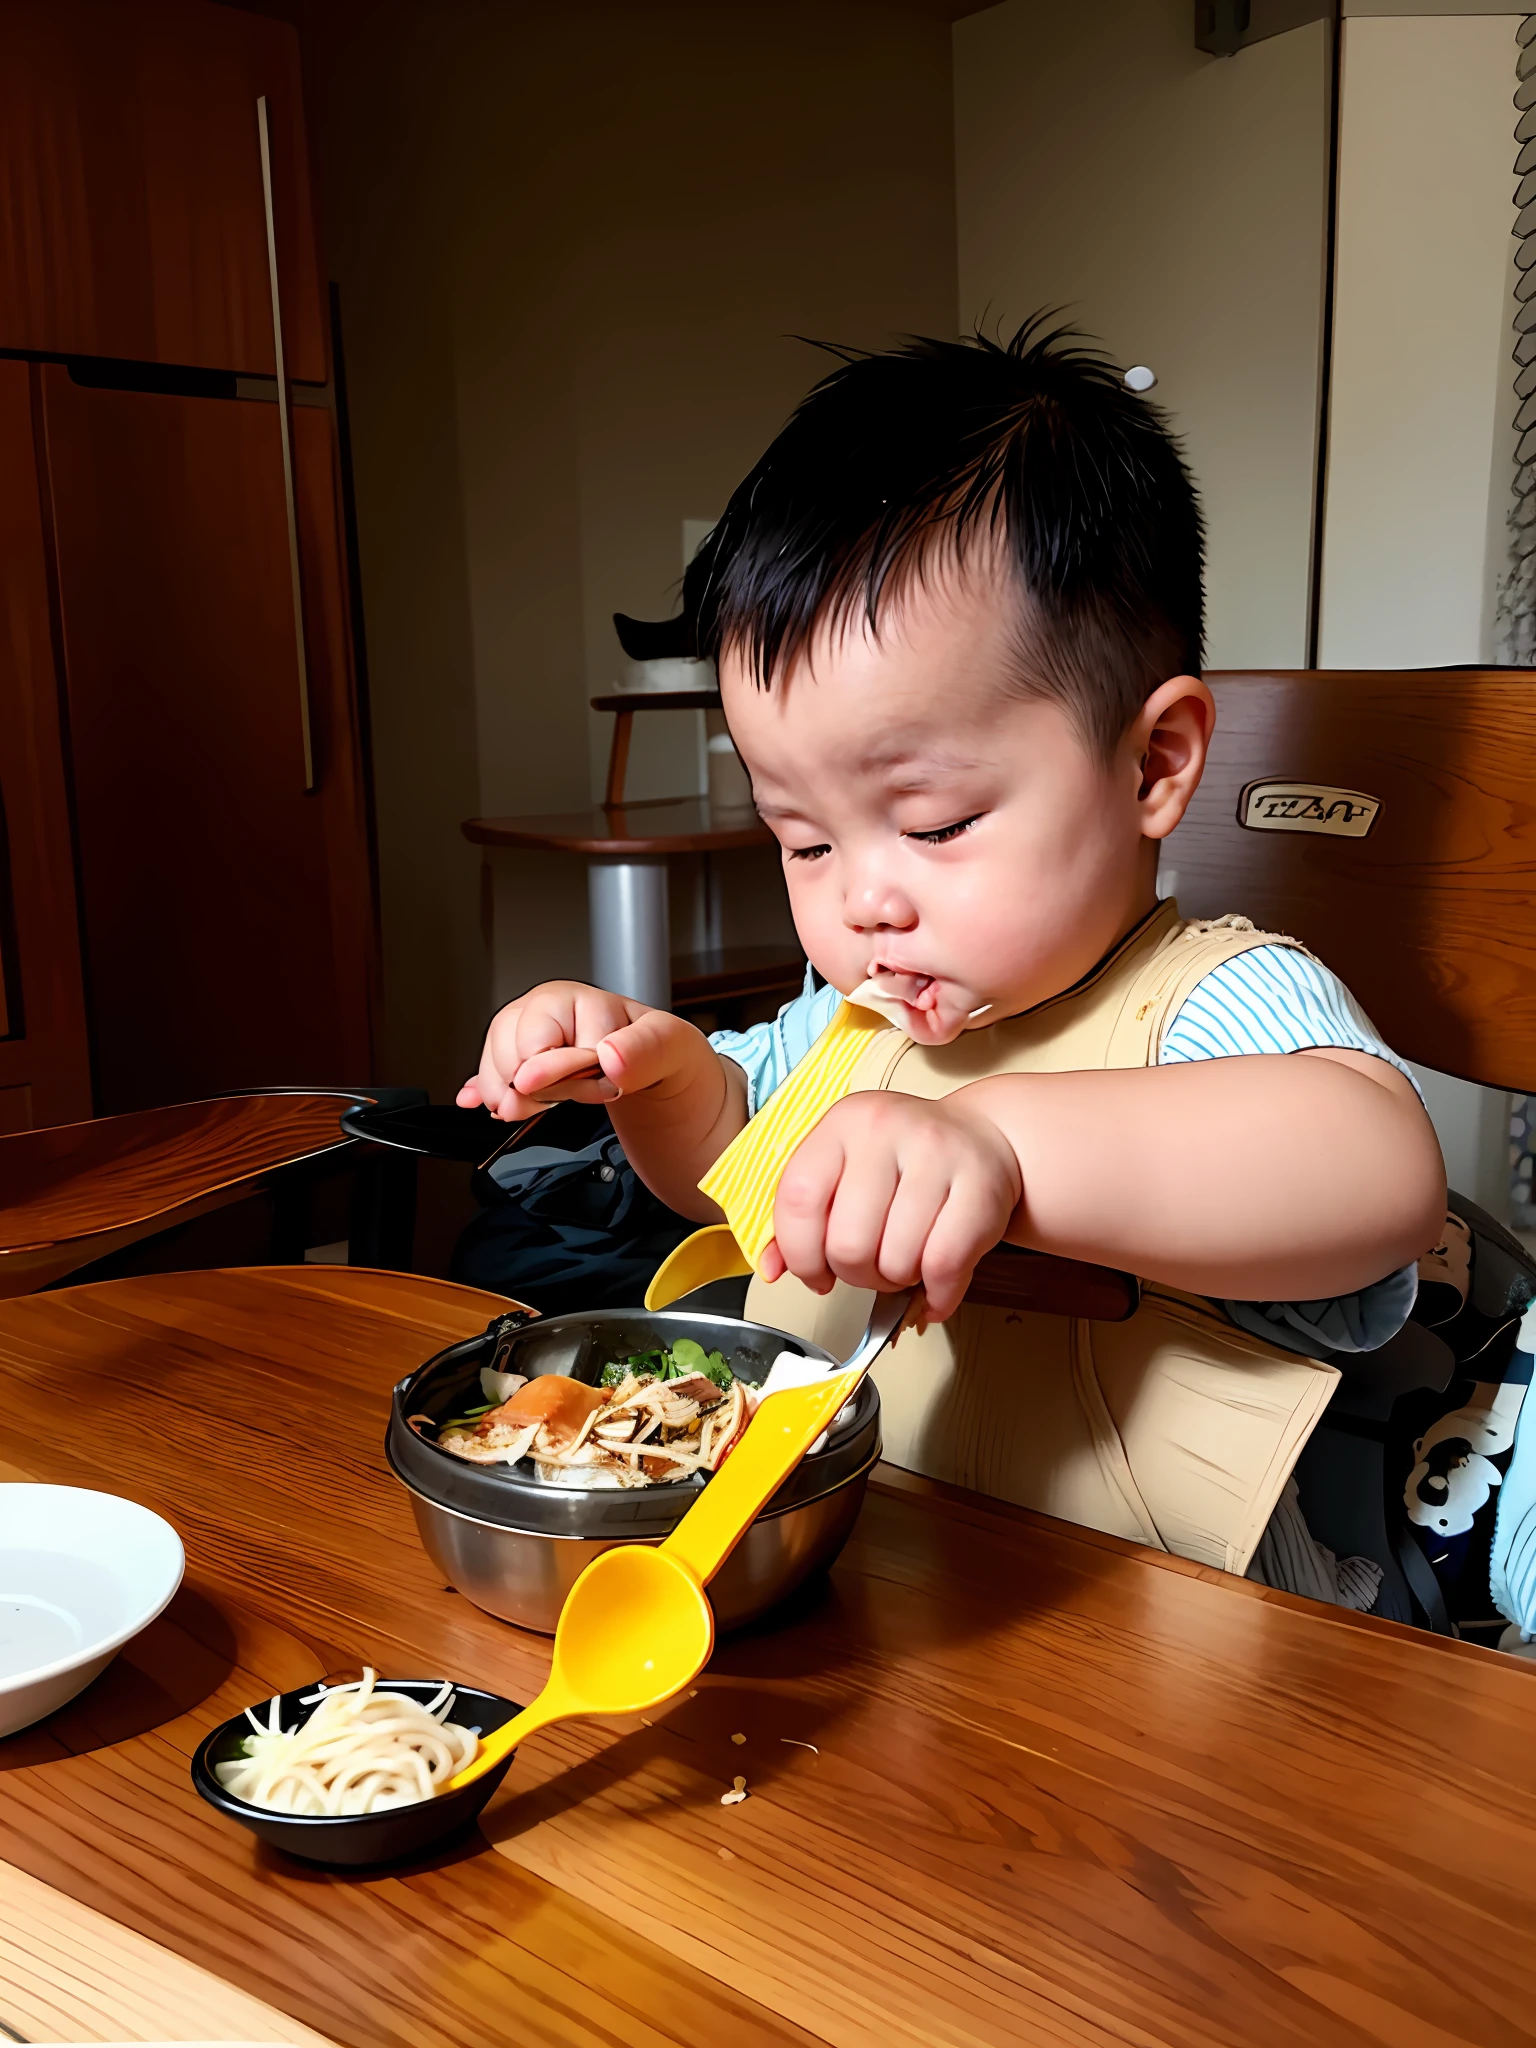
top-left (844, 877), bottom-right (918, 932)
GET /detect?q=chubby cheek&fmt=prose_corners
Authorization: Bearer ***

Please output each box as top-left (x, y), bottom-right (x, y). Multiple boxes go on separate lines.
top-left (781, 861), bottom-right (862, 988)
top-left (929, 835), bottom-right (1122, 999)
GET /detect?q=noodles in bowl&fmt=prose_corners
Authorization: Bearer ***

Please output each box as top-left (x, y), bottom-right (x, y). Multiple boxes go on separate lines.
top-left (214, 1669), bottom-right (479, 1816)
top-left (418, 1338), bottom-right (851, 1490)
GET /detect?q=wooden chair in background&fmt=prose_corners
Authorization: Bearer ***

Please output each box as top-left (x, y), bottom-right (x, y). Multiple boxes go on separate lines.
top-left (465, 686), bottom-right (806, 1030)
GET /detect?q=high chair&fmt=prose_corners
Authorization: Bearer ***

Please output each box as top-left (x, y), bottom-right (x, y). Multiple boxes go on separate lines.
top-left (1162, 666), bottom-right (1536, 1627)
top-left (445, 667), bottom-right (1536, 1630)
top-left (660, 666), bottom-right (1536, 1629)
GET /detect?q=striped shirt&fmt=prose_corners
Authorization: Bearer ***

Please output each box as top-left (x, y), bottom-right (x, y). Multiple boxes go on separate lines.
top-left (710, 944), bottom-right (1421, 1356)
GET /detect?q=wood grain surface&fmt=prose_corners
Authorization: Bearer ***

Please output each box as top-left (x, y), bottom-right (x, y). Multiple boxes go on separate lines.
top-left (965, 1243), bottom-right (1139, 1321)
top-left (0, 0), bottom-right (326, 378)
top-left (1, 1267), bottom-right (1533, 2048)
top-left (463, 796), bottom-right (771, 856)
top-left (1173, 669), bottom-right (1536, 1093)
top-left (39, 367), bottom-right (374, 1113)
top-left (0, 1094), bottom-right (359, 1294)
top-left (0, 1856), bottom-right (334, 2044)
top-left (0, 362), bottom-right (93, 1131)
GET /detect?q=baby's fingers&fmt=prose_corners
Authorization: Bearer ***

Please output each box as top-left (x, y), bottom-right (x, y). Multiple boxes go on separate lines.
top-left (511, 1044), bottom-right (615, 1103)
top-left (593, 1009), bottom-right (692, 1096)
top-left (917, 1182), bottom-right (1004, 1322)
top-left (771, 1134), bottom-right (845, 1295)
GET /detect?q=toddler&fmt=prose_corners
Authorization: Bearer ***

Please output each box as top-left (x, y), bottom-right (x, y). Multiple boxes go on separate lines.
top-left (461, 319), bottom-right (1444, 1574)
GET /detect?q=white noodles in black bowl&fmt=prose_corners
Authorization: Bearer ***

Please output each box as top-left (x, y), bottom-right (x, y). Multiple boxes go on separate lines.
top-left (191, 1673), bottom-right (521, 1866)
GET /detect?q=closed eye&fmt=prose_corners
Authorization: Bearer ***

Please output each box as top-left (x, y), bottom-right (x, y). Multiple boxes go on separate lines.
top-left (906, 814), bottom-right (981, 845)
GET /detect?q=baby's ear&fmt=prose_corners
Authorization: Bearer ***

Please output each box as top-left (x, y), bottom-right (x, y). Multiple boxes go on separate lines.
top-left (1133, 675), bottom-right (1213, 838)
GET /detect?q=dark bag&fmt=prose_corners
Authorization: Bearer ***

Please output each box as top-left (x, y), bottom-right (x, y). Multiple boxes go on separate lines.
top-left (1299, 1191), bottom-right (1536, 1633)
top-left (448, 1102), bottom-right (697, 1315)
top-left (1388, 1196), bottom-right (1536, 1639)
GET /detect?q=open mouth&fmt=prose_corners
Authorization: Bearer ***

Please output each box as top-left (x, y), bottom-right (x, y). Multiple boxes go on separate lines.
top-left (863, 965), bottom-right (936, 1010)
top-left (850, 966), bottom-right (993, 1030)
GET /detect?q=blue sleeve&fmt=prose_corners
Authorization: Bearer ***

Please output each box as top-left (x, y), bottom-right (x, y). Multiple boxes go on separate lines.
top-left (708, 971), bottom-right (843, 1116)
top-left (1162, 945), bottom-right (1422, 1355)
top-left (1161, 945), bottom-right (1422, 1097)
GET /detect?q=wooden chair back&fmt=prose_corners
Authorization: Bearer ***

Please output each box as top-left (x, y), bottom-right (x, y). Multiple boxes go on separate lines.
top-left (976, 667), bottom-right (1536, 1322)
top-left (1169, 669), bottom-right (1536, 1095)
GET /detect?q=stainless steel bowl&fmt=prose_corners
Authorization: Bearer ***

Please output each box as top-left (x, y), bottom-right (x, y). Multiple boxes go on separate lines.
top-left (386, 1306), bottom-right (880, 1635)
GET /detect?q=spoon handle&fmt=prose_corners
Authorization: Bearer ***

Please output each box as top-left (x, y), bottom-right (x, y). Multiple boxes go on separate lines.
top-left (660, 1282), bottom-right (913, 1585)
top-left (442, 1687), bottom-right (568, 1792)
top-left (660, 1367), bottom-right (865, 1585)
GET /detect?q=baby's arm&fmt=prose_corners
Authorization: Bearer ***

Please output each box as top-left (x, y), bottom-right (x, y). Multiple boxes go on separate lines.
top-left (458, 983), bottom-right (746, 1220)
top-left (766, 1049), bottom-right (1443, 1317)
top-left (969, 1048), bottom-right (1442, 1298)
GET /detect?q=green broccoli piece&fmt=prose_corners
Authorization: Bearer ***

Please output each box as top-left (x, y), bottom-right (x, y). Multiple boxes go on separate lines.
top-left (600, 1341), bottom-right (734, 1389)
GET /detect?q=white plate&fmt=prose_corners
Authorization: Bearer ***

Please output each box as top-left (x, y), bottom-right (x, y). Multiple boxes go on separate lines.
top-left (0, 1485), bottom-right (184, 1738)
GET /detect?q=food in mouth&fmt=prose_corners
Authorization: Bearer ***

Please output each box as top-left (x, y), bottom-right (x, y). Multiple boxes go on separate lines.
top-left (850, 965), bottom-right (994, 1032)
top-left (849, 962), bottom-right (945, 1028)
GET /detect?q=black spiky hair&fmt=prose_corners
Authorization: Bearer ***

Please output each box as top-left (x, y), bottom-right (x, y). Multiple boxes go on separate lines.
top-left (684, 315), bottom-right (1205, 757)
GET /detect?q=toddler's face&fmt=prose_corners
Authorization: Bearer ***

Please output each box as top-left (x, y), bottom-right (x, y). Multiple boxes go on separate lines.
top-left (720, 561), bottom-right (1204, 1045)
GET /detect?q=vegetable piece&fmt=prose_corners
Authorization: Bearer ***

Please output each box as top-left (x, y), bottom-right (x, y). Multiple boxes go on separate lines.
top-left (600, 1342), bottom-right (734, 1389)
top-left (480, 1366), bottom-right (528, 1405)
top-left (600, 1348), bottom-right (667, 1387)
top-left (439, 1401), bottom-right (497, 1431)
top-left (668, 1338), bottom-right (734, 1389)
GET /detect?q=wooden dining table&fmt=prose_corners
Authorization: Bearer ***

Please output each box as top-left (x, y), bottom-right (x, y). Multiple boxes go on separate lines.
top-left (2, 1264), bottom-right (1534, 2048)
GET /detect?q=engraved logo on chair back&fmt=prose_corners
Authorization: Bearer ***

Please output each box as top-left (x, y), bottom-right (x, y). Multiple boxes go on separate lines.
top-left (1175, 670), bottom-right (1536, 1094)
top-left (1239, 779), bottom-right (1381, 838)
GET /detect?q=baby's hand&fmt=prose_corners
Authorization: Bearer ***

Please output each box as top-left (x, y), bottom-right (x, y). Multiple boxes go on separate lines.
top-left (761, 1092), bottom-right (1023, 1321)
top-left (456, 982), bottom-right (705, 1122)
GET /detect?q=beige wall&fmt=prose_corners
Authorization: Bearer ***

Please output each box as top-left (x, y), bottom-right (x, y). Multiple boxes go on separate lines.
top-left (1317, 12), bottom-right (1518, 667)
top-left (1314, 11), bottom-right (1519, 1215)
top-left (952, 0), bottom-right (1331, 668)
top-left (285, 0), bottom-right (959, 1098)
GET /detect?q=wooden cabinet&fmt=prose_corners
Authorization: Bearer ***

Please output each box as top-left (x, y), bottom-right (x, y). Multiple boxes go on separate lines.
top-left (0, 0), bottom-right (325, 379)
top-left (0, 365), bottom-right (93, 1134)
top-left (37, 369), bottom-right (375, 1111)
top-left (0, 2), bottom-right (377, 1127)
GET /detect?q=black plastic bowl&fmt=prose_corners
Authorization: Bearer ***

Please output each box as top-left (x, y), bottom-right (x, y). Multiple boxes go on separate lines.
top-left (191, 1679), bottom-right (521, 1867)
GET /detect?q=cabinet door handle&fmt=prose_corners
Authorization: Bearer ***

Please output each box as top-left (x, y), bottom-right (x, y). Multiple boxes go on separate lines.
top-left (256, 94), bottom-right (315, 793)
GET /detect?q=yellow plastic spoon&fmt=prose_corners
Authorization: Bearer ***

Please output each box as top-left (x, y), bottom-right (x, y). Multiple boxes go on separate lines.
top-left (442, 1289), bottom-right (911, 1791)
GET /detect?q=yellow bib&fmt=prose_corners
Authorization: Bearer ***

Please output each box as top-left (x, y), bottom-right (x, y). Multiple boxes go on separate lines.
top-left (650, 903), bottom-right (1342, 1576)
